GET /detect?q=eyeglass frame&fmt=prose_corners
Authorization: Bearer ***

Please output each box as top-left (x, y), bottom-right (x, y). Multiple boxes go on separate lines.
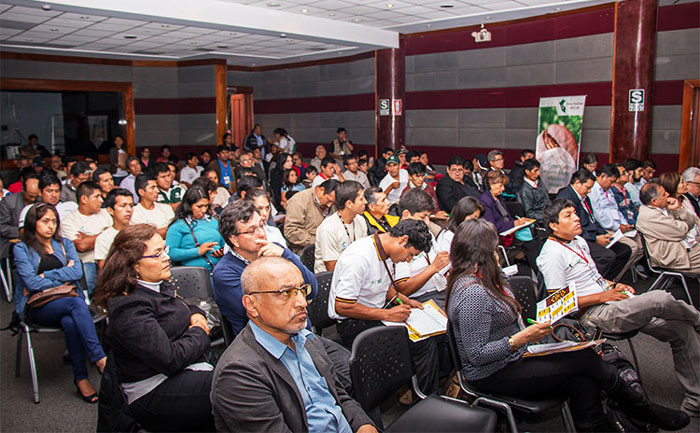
top-left (247, 283), bottom-right (312, 300)
top-left (237, 222), bottom-right (267, 236)
top-left (141, 245), bottom-right (170, 260)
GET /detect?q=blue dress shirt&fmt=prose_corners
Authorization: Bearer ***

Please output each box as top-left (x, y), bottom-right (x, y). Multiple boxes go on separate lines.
top-left (249, 322), bottom-right (352, 433)
top-left (589, 182), bottom-right (628, 230)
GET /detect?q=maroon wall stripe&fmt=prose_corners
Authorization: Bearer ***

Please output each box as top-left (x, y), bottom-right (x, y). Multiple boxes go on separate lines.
top-left (657, 2), bottom-right (700, 32)
top-left (134, 97), bottom-right (216, 115)
top-left (404, 7), bottom-right (614, 56)
top-left (254, 93), bottom-right (374, 114)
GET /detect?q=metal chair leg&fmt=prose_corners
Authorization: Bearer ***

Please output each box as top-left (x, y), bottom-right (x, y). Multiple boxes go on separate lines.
top-left (1, 258), bottom-right (12, 303)
top-left (15, 328), bottom-right (23, 377)
top-left (679, 276), bottom-right (692, 305)
top-left (24, 326), bottom-right (40, 404)
top-left (561, 401), bottom-right (576, 433)
top-left (627, 338), bottom-right (642, 383)
top-left (475, 397), bottom-right (519, 433)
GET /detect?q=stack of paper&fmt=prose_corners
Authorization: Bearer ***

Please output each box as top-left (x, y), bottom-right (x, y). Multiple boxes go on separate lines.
top-left (382, 299), bottom-right (448, 342)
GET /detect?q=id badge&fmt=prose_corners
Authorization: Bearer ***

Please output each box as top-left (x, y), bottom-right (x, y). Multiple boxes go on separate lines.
top-left (597, 276), bottom-right (609, 290)
top-left (222, 176), bottom-right (231, 186)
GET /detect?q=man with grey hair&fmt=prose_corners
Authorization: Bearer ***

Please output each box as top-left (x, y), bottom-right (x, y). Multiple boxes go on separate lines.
top-left (210, 256), bottom-right (376, 433)
top-left (310, 145), bottom-right (327, 171)
top-left (487, 150), bottom-right (506, 176)
top-left (682, 167), bottom-right (700, 218)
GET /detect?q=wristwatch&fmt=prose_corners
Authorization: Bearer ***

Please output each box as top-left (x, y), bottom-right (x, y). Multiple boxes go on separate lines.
top-left (508, 336), bottom-right (518, 352)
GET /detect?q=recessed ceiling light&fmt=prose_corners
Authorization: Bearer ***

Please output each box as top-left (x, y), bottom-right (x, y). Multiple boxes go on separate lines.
top-left (160, 24), bottom-right (171, 28)
top-left (217, 45), bottom-right (229, 49)
top-left (301, 8), bottom-right (309, 13)
top-left (280, 33), bottom-right (287, 38)
top-left (123, 35), bottom-right (138, 39)
top-left (24, 38), bottom-right (34, 42)
top-left (386, 3), bottom-right (394, 8)
top-left (328, 13), bottom-right (336, 17)
top-left (50, 28), bottom-right (59, 32)
top-left (485, 16), bottom-right (491, 20)
top-left (41, 4), bottom-right (52, 11)
top-left (440, 4), bottom-right (454, 8)
top-left (351, 17), bottom-right (362, 22)
top-left (80, 16), bottom-right (90, 20)
top-left (189, 41), bottom-right (198, 45)
top-left (228, 32), bottom-right (237, 36)
top-left (426, 24), bottom-right (432, 28)
top-left (554, 7), bottom-right (561, 11)
top-left (267, 2), bottom-right (281, 7)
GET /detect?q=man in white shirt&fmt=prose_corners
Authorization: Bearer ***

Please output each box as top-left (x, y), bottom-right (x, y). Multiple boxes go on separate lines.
top-left (538, 198), bottom-right (700, 417)
top-left (588, 164), bottom-right (643, 280)
top-left (314, 181), bottom-right (368, 273)
top-left (311, 156), bottom-right (344, 188)
top-left (379, 155), bottom-right (409, 205)
top-left (131, 173), bottom-right (175, 239)
top-left (310, 145), bottom-right (327, 171)
top-left (328, 218), bottom-right (441, 395)
top-left (341, 154), bottom-right (370, 190)
top-left (394, 189), bottom-right (451, 307)
top-left (61, 181), bottom-right (112, 293)
top-left (180, 153), bottom-right (203, 187)
top-left (119, 156), bottom-right (142, 203)
top-left (95, 188), bottom-right (133, 269)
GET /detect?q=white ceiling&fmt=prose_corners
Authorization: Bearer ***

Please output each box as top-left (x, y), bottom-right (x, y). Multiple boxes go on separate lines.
top-left (0, 0), bottom-right (615, 66)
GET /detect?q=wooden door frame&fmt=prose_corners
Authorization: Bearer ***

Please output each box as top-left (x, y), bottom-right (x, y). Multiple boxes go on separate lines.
top-left (227, 85), bottom-right (253, 150)
top-left (678, 79), bottom-right (700, 171)
top-left (0, 78), bottom-right (135, 156)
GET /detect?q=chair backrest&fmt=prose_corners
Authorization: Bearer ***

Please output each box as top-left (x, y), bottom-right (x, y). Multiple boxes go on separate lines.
top-left (300, 245), bottom-right (315, 272)
top-left (508, 276), bottom-right (538, 321)
top-left (306, 271), bottom-right (335, 332)
top-left (637, 232), bottom-right (662, 274)
top-left (221, 313), bottom-right (235, 347)
top-left (505, 200), bottom-right (524, 219)
top-left (170, 266), bottom-right (213, 299)
top-left (446, 321), bottom-right (479, 399)
top-left (349, 326), bottom-right (414, 412)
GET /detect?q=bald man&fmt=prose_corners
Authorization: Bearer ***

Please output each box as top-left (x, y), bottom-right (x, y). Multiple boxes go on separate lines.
top-left (211, 257), bottom-right (376, 433)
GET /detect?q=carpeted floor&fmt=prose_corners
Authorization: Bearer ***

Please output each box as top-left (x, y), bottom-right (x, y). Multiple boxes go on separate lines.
top-left (1, 272), bottom-right (698, 432)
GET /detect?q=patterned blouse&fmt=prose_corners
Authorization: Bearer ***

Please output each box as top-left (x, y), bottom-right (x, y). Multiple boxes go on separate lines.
top-left (447, 275), bottom-right (527, 381)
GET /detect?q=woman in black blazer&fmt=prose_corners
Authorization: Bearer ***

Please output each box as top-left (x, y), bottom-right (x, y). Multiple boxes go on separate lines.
top-left (94, 224), bottom-right (214, 432)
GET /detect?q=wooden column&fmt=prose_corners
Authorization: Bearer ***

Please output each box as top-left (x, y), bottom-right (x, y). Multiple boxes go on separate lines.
top-left (215, 64), bottom-right (228, 146)
top-left (609, 0), bottom-right (658, 162)
top-left (375, 37), bottom-right (405, 157)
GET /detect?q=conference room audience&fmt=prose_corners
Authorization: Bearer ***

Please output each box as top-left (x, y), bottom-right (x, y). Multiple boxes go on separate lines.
top-left (401, 162), bottom-right (441, 215)
top-left (659, 171), bottom-right (700, 224)
top-left (153, 162), bottom-right (185, 211)
top-left (131, 174), bottom-right (175, 239)
top-left (202, 168), bottom-right (231, 209)
top-left (342, 154), bottom-right (370, 190)
top-left (211, 256), bottom-right (375, 433)
top-left (682, 167), bottom-right (700, 218)
top-left (243, 189), bottom-right (288, 247)
top-left (362, 186), bottom-right (399, 235)
top-left (642, 159), bottom-right (657, 182)
top-left (280, 169), bottom-right (305, 210)
top-left (314, 180), bottom-right (367, 273)
top-left (582, 152), bottom-right (599, 176)
top-left (283, 179), bottom-right (338, 253)
top-left (516, 158), bottom-right (549, 224)
top-left (109, 135), bottom-right (129, 185)
top-left (436, 156), bottom-right (479, 212)
top-left (636, 182), bottom-right (700, 274)
top-left (180, 153), bottom-right (203, 187)
top-left (207, 145), bottom-right (234, 191)
top-left (449, 217), bottom-right (689, 431)
top-left (60, 181), bottom-right (112, 293)
top-left (624, 158), bottom-right (646, 209)
top-left (60, 161), bottom-right (91, 203)
top-left (1, 172), bottom-right (39, 258)
top-left (538, 198), bottom-right (700, 417)
top-left (328, 218), bottom-right (441, 395)
top-left (312, 156), bottom-right (344, 187)
top-left (119, 156), bottom-right (142, 203)
top-left (435, 196), bottom-right (484, 254)
top-left (18, 173), bottom-right (77, 227)
top-left (14, 203), bottom-right (106, 404)
top-left (95, 188), bottom-right (133, 269)
top-left (165, 185), bottom-right (225, 270)
top-left (94, 224), bottom-right (214, 432)
top-left (611, 163), bottom-right (638, 225)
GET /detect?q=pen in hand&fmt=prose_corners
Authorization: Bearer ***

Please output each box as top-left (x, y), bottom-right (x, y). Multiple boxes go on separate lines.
top-left (527, 318), bottom-right (553, 329)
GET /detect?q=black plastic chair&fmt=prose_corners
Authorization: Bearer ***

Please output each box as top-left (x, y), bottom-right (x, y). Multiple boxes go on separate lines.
top-left (350, 326), bottom-right (498, 433)
top-left (508, 276), bottom-right (538, 322)
top-left (221, 314), bottom-right (235, 347)
top-left (307, 271), bottom-right (335, 335)
top-left (300, 245), bottom-right (315, 272)
top-left (170, 266), bottom-right (223, 347)
top-left (447, 323), bottom-right (575, 433)
top-left (638, 232), bottom-right (696, 304)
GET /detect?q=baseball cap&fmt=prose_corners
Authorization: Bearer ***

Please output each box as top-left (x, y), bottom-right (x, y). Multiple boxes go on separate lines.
top-left (475, 154), bottom-right (488, 170)
top-left (386, 155), bottom-right (400, 165)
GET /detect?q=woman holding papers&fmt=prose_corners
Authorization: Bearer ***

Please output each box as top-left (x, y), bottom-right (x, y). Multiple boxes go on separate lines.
top-left (479, 171), bottom-right (541, 272)
top-left (446, 218), bottom-right (689, 432)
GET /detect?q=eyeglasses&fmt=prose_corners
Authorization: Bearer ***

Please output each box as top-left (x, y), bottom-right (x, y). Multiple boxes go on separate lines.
top-left (238, 223), bottom-right (266, 236)
top-left (686, 181), bottom-right (700, 185)
top-left (141, 246), bottom-right (169, 260)
top-left (248, 284), bottom-right (312, 301)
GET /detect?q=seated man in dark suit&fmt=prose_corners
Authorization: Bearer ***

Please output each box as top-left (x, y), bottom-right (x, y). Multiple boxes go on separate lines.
top-left (556, 169), bottom-right (631, 280)
top-left (211, 256), bottom-right (377, 433)
top-left (436, 156), bottom-right (480, 212)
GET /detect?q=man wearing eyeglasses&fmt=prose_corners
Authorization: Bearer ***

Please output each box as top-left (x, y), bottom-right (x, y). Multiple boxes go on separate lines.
top-left (211, 256), bottom-right (376, 433)
top-left (682, 167), bottom-right (700, 218)
top-left (436, 156), bottom-right (480, 212)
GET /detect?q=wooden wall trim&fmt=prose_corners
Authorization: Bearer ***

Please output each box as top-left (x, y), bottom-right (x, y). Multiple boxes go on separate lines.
top-left (215, 64), bottom-right (228, 145)
top-left (679, 79), bottom-right (700, 171)
top-left (0, 51), bottom-right (226, 68)
top-left (0, 77), bottom-right (136, 156)
top-left (226, 51), bottom-right (376, 72)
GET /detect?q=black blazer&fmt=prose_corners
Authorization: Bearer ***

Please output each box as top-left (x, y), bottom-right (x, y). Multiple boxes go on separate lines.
top-left (106, 281), bottom-right (210, 384)
top-left (436, 176), bottom-right (480, 212)
top-left (211, 324), bottom-right (373, 432)
top-left (556, 185), bottom-right (605, 242)
top-left (683, 192), bottom-right (700, 218)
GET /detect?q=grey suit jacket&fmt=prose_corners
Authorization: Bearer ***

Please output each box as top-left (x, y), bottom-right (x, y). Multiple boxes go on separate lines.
top-left (0, 193), bottom-right (24, 258)
top-left (211, 323), bottom-right (372, 433)
top-left (636, 204), bottom-right (697, 269)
